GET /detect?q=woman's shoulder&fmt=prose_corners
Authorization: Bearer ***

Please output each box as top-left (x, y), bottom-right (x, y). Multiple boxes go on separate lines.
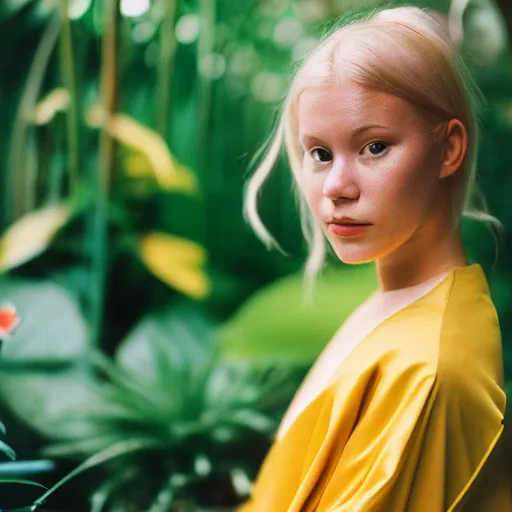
top-left (325, 264), bottom-right (504, 419)
top-left (436, 264), bottom-right (503, 384)
top-left (351, 264), bottom-right (502, 387)
top-left (329, 263), bottom-right (505, 424)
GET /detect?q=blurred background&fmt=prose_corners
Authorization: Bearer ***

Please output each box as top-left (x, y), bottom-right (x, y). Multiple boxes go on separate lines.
top-left (0, 0), bottom-right (510, 510)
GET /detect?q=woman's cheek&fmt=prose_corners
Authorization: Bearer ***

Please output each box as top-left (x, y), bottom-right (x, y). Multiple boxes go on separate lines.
top-left (300, 157), bottom-right (329, 217)
top-left (304, 180), bottom-right (325, 219)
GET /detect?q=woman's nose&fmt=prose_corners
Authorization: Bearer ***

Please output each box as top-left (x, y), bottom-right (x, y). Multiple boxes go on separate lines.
top-left (322, 159), bottom-right (360, 201)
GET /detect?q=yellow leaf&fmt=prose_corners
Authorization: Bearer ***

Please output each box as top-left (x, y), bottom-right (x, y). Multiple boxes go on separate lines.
top-left (140, 233), bottom-right (209, 300)
top-left (32, 88), bottom-right (70, 125)
top-left (124, 153), bottom-right (152, 179)
top-left (0, 205), bottom-right (70, 271)
top-left (86, 106), bottom-right (197, 193)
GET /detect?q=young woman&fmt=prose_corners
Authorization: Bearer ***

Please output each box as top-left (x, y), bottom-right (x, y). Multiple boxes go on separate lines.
top-left (238, 5), bottom-right (511, 511)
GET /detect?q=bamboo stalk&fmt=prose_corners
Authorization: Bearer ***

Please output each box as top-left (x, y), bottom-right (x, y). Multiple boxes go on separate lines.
top-left (197, 0), bottom-right (215, 152)
top-left (197, 0), bottom-right (216, 251)
top-left (88, 0), bottom-right (120, 347)
top-left (156, 0), bottom-right (179, 138)
top-left (59, 0), bottom-right (81, 193)
top-left (100, 0), bottom-right (120, 193)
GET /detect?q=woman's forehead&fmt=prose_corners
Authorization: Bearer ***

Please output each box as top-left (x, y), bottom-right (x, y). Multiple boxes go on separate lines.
top-left (297, 81), bottom-right (418, 134)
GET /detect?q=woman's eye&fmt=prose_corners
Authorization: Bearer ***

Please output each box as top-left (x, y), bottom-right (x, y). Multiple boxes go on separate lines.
top-left (364, 141), bottom-right (388, 156)
top-left (310, 148), bottom-right (332, 162)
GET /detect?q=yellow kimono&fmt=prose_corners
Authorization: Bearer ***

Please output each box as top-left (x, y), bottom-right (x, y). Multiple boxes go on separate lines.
top-left (238, 264), bottom-right (512, 511)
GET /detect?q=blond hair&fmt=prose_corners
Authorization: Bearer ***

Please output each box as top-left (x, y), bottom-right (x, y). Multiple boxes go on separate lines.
top-left (244, 5), bottom-right (502, 283)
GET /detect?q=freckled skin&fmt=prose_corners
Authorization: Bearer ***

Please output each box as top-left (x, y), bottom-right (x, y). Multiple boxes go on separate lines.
top-left (298, 78), bottom-right (468, 290)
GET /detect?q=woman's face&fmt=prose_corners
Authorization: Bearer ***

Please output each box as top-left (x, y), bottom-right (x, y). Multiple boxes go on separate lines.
top-left (297, 78), bottom-right (448, 265)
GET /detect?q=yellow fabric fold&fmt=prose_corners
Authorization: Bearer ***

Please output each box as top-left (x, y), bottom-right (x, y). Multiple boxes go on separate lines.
top-left (238, 264), bottom-right (512, 511)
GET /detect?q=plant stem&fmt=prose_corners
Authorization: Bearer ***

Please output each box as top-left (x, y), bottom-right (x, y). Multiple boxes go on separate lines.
top-left (156, 0), bottom-right (179, 138)
top-left (59, 0), bottom-right (81, 193)
top-left (6, 14), bottom-right (61, 223)
top-left (88, 0), bottom-right (120, 347)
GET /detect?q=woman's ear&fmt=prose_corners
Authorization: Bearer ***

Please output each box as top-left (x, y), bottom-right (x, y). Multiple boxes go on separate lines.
top-left (439, 118), bottom-right (468, 179)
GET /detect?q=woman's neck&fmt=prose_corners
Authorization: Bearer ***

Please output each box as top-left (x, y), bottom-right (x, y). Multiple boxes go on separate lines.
top-left (375, 226), bottom-right (468, 292)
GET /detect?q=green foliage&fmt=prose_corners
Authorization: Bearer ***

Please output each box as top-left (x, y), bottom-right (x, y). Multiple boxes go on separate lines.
top-left (0, 310), bottom-right (54, 512)
top-left (0, 419), bottom-right (16, 464)
top-left (0, 278), bottom-right (97, 441)
top-left (0, 439), bottom-right (16, 463)
top-left (12, 301), bottom-right (301, 510)
top-left (219, 264), bottom-right (378, 364)
top-left (0, 0), bottom-right (511, 509)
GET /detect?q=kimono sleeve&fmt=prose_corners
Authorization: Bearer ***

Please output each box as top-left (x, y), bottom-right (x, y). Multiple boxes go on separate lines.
top-left (314, 361), bottom-right (439, 512)
top-left (314, 359), bottom-right (505, 512)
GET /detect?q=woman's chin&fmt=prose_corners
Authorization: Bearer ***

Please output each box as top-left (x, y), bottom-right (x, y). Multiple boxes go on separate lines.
top-left (331, 245), bottom-right (379, 265)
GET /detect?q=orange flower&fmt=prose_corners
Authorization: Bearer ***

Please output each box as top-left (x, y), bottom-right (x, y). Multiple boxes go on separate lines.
top-left (0, 304), bottom-right (20, 340)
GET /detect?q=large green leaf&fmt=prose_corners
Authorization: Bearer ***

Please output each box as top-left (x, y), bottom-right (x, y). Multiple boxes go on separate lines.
top-left (116, 301), bottom-right (215, 384)
top-left (115, 301), bottom-right (216, 419)
top-left (217, 264), bottom-right (378, 364)
top-left (0, 279), bottom-right (101, 440)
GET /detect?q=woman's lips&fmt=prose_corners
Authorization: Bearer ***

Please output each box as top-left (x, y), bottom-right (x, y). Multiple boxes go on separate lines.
top-left (327, 223), bottom-right (370, 237)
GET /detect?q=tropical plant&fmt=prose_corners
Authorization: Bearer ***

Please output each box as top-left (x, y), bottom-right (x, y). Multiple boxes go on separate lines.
top-left (0, 0), bottom-right (511, 509)
top-left (0, 0), bottom-right (312, 507)
top-left (0, 298), bottom-right (304, 510)
top-left (0, 309), bottom-right (55, 512)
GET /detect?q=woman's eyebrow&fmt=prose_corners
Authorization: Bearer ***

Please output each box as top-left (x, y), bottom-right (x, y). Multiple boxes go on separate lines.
top-left (300, 125), bottom-right (391, 145)
top-left (352, 124), bottom-right (391, 136)
top-left (299, 134), bottom-right (323, 146)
